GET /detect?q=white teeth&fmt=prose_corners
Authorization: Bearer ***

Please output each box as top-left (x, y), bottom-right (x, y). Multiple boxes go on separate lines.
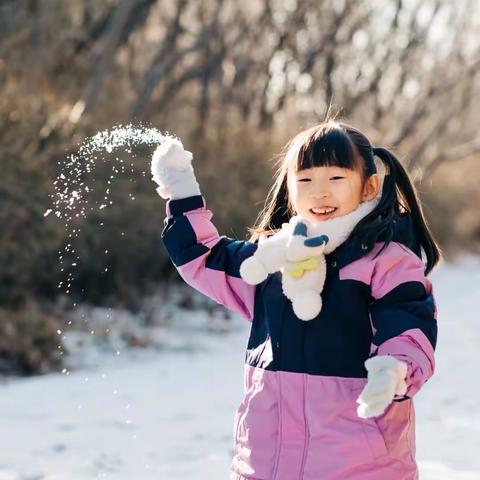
top-left (311, 207), bottom-right (336, 214)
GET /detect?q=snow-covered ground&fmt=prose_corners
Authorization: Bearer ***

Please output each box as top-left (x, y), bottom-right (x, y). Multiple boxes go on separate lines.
top-left (0, 258), bottom-right (479, 480)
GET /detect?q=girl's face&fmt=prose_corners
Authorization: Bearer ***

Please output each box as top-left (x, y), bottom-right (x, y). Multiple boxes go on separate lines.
top-left (288, 165), bottom-right (380, 224)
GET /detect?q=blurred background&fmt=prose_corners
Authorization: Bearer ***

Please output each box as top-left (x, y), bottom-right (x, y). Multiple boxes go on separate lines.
top-left (0, 0), bottom-right (479, 479)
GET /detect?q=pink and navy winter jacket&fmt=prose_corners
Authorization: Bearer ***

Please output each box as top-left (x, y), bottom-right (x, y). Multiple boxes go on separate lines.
top-left (162, 195), bottom-right (437, 480)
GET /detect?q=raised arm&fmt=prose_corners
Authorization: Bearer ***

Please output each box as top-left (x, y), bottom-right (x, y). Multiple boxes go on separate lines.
top-left (152, 138), bottom-right (258, 321)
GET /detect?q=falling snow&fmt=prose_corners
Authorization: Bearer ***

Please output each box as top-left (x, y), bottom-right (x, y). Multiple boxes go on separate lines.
top-left (43, 123), bottom-right (180, 366)
top-left (48, 124), bottom-right (177, 298)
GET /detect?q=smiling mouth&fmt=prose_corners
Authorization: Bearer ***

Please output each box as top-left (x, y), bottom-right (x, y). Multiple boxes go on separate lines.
top-left (310, 207), bottom-right (338, 218)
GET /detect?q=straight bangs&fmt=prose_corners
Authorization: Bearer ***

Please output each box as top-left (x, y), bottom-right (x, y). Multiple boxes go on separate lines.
top-left (292, 126), bottom-right (361, 174)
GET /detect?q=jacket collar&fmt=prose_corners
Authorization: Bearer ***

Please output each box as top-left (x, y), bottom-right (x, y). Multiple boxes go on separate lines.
top-left (327, 213), bottom-right (421, 269)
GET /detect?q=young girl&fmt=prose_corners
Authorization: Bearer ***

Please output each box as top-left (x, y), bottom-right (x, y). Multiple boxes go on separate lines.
top-left (152, 120), bottom-right (439, 480)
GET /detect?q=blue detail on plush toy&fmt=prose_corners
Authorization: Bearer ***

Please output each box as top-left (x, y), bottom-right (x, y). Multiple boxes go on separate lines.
top-left (293, 222), bottom-right (308, 236)
top-left (304, 235), bottom-right (329, 247)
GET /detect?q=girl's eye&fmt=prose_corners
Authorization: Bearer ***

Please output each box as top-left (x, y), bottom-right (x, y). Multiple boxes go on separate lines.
top-left (330, 176), bottom-right (345, 180)
top-left (298, 178), bottom-right (311, 182)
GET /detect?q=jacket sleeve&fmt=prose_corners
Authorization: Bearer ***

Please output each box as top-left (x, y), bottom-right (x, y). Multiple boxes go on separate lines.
top-left (368, 242), bottom-right (437, 401)
top-left (161, 194), bottom-right (258, 321)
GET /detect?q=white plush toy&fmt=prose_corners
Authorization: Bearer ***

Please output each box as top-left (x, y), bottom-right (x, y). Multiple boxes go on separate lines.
top-left (239, 198), bottom-right (379, 321)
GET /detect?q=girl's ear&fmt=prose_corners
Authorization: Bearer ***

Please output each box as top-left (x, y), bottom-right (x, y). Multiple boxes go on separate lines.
top-left (362, 174), bottom-right (380, 201)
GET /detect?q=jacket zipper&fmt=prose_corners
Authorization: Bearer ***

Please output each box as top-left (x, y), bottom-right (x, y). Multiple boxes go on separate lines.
top-left (299, 372), bottom-right (310, 478)
top-left (299, 320), bottom-right (310, 479)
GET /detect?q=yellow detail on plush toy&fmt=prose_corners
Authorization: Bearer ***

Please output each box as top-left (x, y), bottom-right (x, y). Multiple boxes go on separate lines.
top-left (282, 257), bottom-right (321, 278)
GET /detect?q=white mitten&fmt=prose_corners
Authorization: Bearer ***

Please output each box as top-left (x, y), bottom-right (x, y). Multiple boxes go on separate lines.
top-left (151, 138), bottom-right (201, 200)
top-left (356, 355), bottom-right (408, 418)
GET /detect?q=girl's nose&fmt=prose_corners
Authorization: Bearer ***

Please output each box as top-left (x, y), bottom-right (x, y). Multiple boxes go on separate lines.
top-left (311, 190), bottom-right (330, 199)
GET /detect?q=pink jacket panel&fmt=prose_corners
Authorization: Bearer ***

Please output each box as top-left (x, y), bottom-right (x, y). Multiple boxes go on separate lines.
top-left (231, 365), bottom-right (418, 480)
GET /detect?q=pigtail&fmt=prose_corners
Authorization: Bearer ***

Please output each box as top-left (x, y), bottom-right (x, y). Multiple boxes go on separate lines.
top-left (247, 160), bottom-right (292, 243)
top-left (371, 147), bottom-right (441, 275)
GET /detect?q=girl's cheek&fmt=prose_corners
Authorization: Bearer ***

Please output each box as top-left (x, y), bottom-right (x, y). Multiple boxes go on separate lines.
top-left (337, 182), bottom-right (356, 199)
